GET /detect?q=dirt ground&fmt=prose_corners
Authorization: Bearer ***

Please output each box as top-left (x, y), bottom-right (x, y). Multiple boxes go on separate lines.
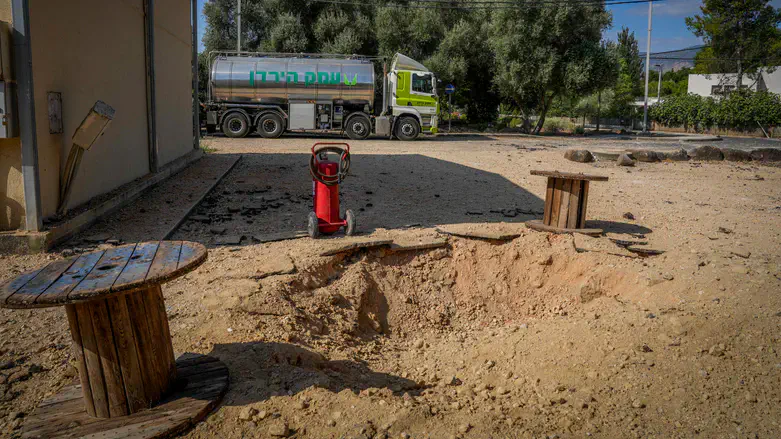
top-left (1, 133), bottom-right (781, 439)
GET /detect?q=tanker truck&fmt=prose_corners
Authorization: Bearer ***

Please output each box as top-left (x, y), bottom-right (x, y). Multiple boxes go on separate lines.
top-left (204, 52), bottom-right (438, 141)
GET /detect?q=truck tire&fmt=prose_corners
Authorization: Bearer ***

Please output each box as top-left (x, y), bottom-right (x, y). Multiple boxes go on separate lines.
top-left (395, 116), bottom-right (420, 141)
top-left (222, 112), bottom-right (250, 138)
top-left (345, 116), bottom-right (371, 140)
top-left (257, 113), bottom-right (284, 138)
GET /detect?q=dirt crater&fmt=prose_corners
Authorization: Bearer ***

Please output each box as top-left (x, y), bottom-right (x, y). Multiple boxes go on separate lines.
top-left (247, 233), bottom-right (639, 342)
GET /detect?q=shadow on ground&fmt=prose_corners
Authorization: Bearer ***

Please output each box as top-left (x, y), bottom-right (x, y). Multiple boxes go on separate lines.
top-left (206, 341), bottom-right (419, 407)
top-left (587, 220), bottom-right (653, 235)
top-left (172, 152), bottom-right (544, 248)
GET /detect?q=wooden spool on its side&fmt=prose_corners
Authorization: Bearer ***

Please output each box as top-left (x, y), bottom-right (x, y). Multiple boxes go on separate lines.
top-left (543, 177), bottom-right (590, 229)
top-left (65, 285), bottom-right (176, 418)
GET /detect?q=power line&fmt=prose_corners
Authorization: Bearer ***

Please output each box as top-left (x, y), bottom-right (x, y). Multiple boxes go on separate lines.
top-left (314, 0), bottom-right (664, 9)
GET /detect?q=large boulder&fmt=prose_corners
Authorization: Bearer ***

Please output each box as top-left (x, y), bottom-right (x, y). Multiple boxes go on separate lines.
top-left (749, 148), bottom-right (781, 162)
top-left (689, 145), bottom-right (724, 161)
top-left (616, 154), bottom-right (636, 167)
top-left (721, 148), bottom-right (752, 162)
top-left (564, 149), bottom-right (594, 163)
top-left (628, 149), bottom-right (660, 162)
top-left (658, 148), bottom-right (690, 161)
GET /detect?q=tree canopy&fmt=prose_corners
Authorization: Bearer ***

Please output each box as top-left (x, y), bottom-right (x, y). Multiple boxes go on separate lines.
top-left (686, 0), bottom-right (781, 86)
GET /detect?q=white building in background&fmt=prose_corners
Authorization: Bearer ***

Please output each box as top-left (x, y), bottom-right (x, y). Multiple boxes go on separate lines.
top-left (687, 68), bottom-right (781, 98)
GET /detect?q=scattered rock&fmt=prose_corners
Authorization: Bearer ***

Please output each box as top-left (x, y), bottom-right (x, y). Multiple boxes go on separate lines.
top-left (749, 148), bottom-right (781, 162)
top-left (632, 400), bottom-right (646, 409)
top-left (210, 227), bottom-right (228, 235)
top-left (458, 423), bottom-right (472, 434)
top-left (413, 339), bottom-right (425, 349)
top-left (216, 235), bottom-right (244, 245)
top-left (84, 233), bottom-right (111, 243)
top-left (744, 392), bottom-right (758, 403)
top-left (658, 148), bottom-right (689, 161)
top-left (689, 145), bottom-right (724, 161)
top-left (190, 215), bottom-right (211, 223)
top-left (718, 227), bottom-right (733, 234)
top-left (631, 150), bottom-right (660, 162)
top-left (623, 212), bottom-right (635, 220)
top-left (444, 376), bottom-right (462, 386)
top-left (721, 148), bottom-right (751, 162)
top-left (564, 149), bottom-right (594, 163)
top-left (662, 273), bottom-right (674, 281)
top-left (327, 419), bottom-right (336, 427)
top-left (268, 419), bottom-right (290, 437)
top-left (616, 154), bottom-right (636, 167)
top-left (731, 250), bottom-right (751, 259)
top-left (238, 407), bottom-right (258, 421)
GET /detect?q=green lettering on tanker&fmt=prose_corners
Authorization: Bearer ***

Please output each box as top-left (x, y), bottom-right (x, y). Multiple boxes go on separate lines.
top-left (249, 71), bottom-right (358, 87)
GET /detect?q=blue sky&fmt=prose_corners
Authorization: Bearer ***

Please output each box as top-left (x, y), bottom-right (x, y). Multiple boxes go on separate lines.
top-left (197, 0), bottom-right (781, 54)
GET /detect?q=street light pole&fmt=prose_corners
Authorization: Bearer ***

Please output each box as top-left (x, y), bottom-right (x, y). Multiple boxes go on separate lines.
top-left (642, 0), bottom-right (653, 133)
top-left (237, 0), bottom-right (241, 52)
top-left (656, 64), bottom-right (663, 99)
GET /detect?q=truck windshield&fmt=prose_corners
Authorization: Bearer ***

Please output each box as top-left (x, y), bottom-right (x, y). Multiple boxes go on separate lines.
top-left (412, 73), bottom-right (434, 95)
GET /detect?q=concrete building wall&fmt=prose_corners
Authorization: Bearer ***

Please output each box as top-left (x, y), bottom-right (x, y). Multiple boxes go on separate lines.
top-left (29, 0), bottom-right (150, 216)
top-left (0, 0), bottom-right (195, 231)
top-left (155, 0), bottom-right (195, 166)
top-left (0, 0), bottom-right (24, 230)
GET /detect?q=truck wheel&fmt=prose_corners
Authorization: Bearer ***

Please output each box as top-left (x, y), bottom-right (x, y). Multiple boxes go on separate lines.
top-left (257, 113), bottom-right (284, 138)
top-left (346, 117), bottom-right (371, 140)
top-left (222, 112), bottom-right (250, 138)
top-left (395, 117), bottom-right (420, 141)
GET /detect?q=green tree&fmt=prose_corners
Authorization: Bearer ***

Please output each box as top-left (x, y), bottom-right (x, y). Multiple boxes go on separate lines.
top-left (686, 0), bottom-right (781, 87)
top-left (314, 8), bottom-right (375, 54)
top-left (427, 11), bottom-right (499, 122)
top-left (490, 1), bottom-right (617, 134)
top-left (610, 27), bottom-right (643, 117)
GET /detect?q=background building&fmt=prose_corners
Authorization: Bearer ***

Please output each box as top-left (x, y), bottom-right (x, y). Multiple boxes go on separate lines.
top-left (687, 68), bottom-right (781, 97)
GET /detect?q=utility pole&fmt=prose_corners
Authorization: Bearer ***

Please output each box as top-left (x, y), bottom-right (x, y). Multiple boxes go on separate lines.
top-left (656, 64), bottom-right (663, 99)
top-left (236, 0), bottom-right (241, 52)
top-left (642, 0), bottom-right (653, 133)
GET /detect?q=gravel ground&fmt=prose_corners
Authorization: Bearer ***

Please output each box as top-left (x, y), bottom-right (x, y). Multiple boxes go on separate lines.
top-left (1, 133), bottom-right (780, 439)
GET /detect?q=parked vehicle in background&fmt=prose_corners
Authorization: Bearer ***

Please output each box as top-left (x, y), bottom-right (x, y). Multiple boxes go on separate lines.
top-left (205, 52), bottom-right (438, 141)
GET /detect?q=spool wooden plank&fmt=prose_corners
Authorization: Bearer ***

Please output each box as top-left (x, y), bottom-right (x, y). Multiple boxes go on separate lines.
top-left (549, 178), bottom-right (564, 227)
top-left (543, 177), bottom-right (555, 224)
top-left (0, 267), bottom-right (44, 305)
top-left (125, 288), bottom-right (166, 404)
top-left (530, 170), bottom-right (609, 181)
top-left (147, 285), bottom-right (177, 387)
top-left (176, 241), bottom-right (207, 270)
top-left (89, 299), bottom-right (130, 417)
top-left (21, 354), bottom-right (229, 439)
top-left (7, 257), bottom-right (78, 307)
top-left (557, 179), bottom-right (573, 229)
top-left (36, 251), bottom-right (104, 306)
top-left (112, 242), bottom-right (160, 293)
top-left (75, 303), bottom-right (109, 418)
top-left (69, 244), bottom-right (137, 302)
top-left (140, 287), bottom-right (170, 395)
top-left (106, 293), bottom-right (148, 413)
top-left (566, 180), bottom-right (582, 229)
top-left (64, 305), bottom-right (95, 417)
top-left (526, 220), bottom-right (602, 236)
top-left (146, 241), bottom-right (183, 283)
top-left (579, 181), bottom-right (591, 229)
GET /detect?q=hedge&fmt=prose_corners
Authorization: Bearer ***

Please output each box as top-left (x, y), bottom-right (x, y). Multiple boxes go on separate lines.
top-left (650, 90), bottom-right (781, 132)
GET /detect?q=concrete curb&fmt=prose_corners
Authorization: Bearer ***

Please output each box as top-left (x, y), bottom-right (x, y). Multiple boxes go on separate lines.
top-left (162, 155), bottom-right (242, 240)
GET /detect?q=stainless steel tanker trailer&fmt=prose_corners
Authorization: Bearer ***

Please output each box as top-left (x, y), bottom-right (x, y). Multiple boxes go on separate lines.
top-left (204, 52), bottom-right (439, 141)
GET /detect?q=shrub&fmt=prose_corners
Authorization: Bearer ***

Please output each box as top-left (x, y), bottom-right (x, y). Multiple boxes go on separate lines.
top-left (650, 90), bottom-right (781, 132)
top-left (543, 117), bottom-right (575, 133)
top-left (574, 125), bottom-right (586, 135)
